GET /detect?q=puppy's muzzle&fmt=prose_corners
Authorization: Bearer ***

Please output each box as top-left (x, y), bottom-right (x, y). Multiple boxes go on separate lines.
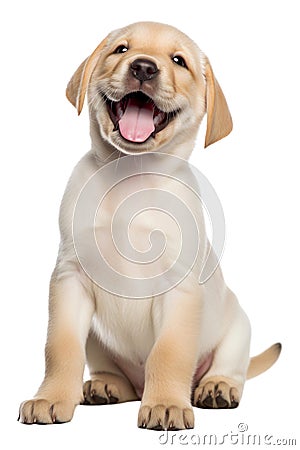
top-left (130, 59), bottom-right (159, 82)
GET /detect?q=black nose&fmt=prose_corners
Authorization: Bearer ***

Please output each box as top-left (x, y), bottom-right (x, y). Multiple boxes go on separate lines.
top-left (130, 59), bottom-right (159, 82)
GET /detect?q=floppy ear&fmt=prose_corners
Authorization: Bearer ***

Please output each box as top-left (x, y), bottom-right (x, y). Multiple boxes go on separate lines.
top-left (66, 38), bottom-right (108, 115)
top-left (204, 61), bottom-right (233, 147)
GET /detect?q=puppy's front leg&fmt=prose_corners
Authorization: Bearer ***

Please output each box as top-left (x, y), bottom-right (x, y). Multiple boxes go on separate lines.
top-left (138, 290), bottom-right (201, 431)
top-left (19, 272), bottom-right (94, 424)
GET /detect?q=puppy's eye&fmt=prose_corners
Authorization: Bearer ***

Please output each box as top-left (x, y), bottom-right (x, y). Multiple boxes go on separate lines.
top-left (114, 45), bottom-right (128, 54)
top-left (172, 55), bottom-right (188, 69)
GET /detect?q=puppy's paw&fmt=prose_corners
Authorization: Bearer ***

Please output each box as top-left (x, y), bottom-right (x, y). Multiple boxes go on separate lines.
top-left (193, 376), bottom-right (241, 409)
top-left (18, 398), bottom-right (76, 424)
top-left (82, 372), bottom-right (138, 405)
top-left (83, 379), bottom-right (119, 405)
top-left (138, 404), bottom-right (194, 430)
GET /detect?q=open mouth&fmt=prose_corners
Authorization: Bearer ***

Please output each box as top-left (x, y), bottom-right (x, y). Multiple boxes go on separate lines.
top-left (104, 92), bottom-right (179, 143)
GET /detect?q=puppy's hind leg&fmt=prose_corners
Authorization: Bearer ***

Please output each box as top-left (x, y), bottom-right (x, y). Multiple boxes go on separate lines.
top-left (193, 291), bottom-right (251, 409)
top-left (83, 333), bottom-right (138, 405)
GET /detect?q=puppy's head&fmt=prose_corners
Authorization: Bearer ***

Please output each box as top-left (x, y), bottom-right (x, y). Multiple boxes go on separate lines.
top-left (66, 22), bottom-right (232, 155)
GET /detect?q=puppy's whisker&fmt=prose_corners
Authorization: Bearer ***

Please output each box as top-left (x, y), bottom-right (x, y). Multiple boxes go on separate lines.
top-left (88, 91), bottom-right (105, 110)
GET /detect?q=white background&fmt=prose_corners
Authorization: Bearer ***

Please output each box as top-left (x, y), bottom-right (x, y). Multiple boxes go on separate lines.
top-left (0, 0), bottom-right (299, 448)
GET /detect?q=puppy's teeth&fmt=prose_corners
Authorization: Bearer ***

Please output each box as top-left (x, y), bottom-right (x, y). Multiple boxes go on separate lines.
top-left (153, 111), bottom-right (166, 126)
top-left (116, 102), bottom-right (123, 119)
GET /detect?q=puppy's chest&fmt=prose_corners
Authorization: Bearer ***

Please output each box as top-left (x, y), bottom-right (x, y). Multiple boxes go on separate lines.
top-left (93, 175), bottom-right (184, 278)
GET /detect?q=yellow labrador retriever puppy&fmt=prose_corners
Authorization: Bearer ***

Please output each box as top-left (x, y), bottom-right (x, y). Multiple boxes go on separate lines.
top-left (19, 22), bottom-right (281, 430)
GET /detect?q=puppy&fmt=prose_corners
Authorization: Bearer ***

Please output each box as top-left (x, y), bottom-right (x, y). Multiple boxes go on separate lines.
top-left (19, 22), bottom-right (281, 430)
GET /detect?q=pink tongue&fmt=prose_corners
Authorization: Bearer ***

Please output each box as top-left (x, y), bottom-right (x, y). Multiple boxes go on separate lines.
top-left (119, 98), bottom-right (155, 142)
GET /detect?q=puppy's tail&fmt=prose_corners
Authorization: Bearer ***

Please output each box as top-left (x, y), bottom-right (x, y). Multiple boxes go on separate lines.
top-left (247, 343), bottom-right (282, 379)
